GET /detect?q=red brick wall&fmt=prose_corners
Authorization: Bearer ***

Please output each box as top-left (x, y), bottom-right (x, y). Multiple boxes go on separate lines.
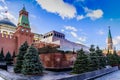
top-left (14, 26), bottom-right (34, 52)
top-left (0, 33), bottom-right (17, 56)
top-left (40, 53), bottom-right (77, 69)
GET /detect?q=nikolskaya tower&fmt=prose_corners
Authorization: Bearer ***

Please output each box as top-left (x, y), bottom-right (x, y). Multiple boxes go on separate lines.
top-left (103, 26), bottom-right (115, 54)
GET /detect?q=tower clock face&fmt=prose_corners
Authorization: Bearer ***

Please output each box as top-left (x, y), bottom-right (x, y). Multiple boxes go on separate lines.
top-left (21, 29), bottom-right (24, 31)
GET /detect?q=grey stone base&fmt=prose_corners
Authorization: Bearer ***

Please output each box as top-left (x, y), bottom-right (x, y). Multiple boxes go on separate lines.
top-left (57, 66), bottom-right (119, 80)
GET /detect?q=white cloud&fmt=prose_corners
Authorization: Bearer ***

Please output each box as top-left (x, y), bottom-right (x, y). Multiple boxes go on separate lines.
top-left (0, 11), bottom-right (17, 24)
top-left (61, 29), bottom-right (64, 32)
top-left (77, 15), bottom-right (85, 20)
top-left (78, 36), bottom-right (87, 42)
top-left (70, 31), bottom-right (78, 38)
top-left (64, 26), bottom-right (77, 32)
top-left (0, 1), bottom-right (17, 24)
top-left (98, 29), bottom-right (105, 35)
top-left (62, 25), bottom-right (87, 43)
top-left (0, 0), bottom-right (6, 5)
top-left (86, 9), bottom-right (103, 20)
top-left (113, 36), bottom-right (120, 45)
top-left (77, 7), bottom-right (103, 21)
top-left (0, 5), bottom-right (8, 11)
top-left (36, 0), bottom-right (76, 19)
top-left (0, 5), bottom-right (8, 20)
top-left (70, 31), bottom-right (87, 42)
top-left (6, 12), bottom-right (17, 24)
top-left (30, 14), bottom-right (36, 19)
top-left (36, 0), bottom-right (103, 21)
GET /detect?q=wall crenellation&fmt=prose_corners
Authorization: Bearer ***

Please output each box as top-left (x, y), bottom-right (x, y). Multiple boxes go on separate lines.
top-left (0, 33), bottom-right (15, 40)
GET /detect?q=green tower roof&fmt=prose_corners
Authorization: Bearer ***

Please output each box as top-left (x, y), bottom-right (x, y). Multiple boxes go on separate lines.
top-left (18, 6), bottom-right (30, 28)
top-left (108, 26), bottom-right (112, 38)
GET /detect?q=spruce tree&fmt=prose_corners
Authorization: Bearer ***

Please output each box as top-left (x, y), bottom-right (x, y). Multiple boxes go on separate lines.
top-left (0, 48), bottom-right (4, 61)
top-left (5, 51), bottom-right (12, 65)
top-left (112, 50), bottom-right (119, 66)
top-left (106, 52), bottom-right (113, 66)
top-left (0, 54), bottom-right (4, 61)
top-left (106, 51), bottom-right (119, 66)
top-left (14, 41), bottom-right (29, 73)
top-left (73, 48), bottom-right (89, 74)
top-left (96, 46), bottom-right (106, 69)
top-left (89, 45), bottom-right (99, 70)
top-left (22, 45), bottom-right (43, 75)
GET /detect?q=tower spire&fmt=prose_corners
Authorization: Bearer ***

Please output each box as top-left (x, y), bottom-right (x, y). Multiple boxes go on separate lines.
top-left (107, 26), bottom-right (113, 50)
top-left (22, 4), bottom-right (26, 11)
top-left (108, 26), bottom-right (112, 38)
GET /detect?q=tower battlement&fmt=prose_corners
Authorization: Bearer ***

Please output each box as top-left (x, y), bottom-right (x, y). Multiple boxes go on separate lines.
top-left (0, 33), bottom-right (15, 39)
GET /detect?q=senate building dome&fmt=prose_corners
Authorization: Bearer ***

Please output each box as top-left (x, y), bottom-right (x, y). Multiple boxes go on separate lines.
top-left (0, 18), bottom-right (16, 27)
top-left (0, 18), bottom-right (16, 35)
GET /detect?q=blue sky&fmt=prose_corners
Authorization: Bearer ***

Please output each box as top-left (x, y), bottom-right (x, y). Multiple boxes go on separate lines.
top-left (0, 0), bottom-right (120, 50)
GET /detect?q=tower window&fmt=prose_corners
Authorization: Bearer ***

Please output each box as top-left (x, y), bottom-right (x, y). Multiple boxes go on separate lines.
top-left (54, 33), bottom-right (56, 36)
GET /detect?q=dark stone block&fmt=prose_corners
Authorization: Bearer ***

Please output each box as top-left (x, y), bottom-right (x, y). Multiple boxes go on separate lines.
top-left (57, 66), bottom-right (119, 80)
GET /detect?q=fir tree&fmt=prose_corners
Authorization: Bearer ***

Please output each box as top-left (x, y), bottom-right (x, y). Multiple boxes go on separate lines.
top-left (72, 48), bottom-right (89, 74)
top-left (14, 41), bottom-right (29, 73)
top-left (112, 50), bottom-right (119, 66)
top-left (22, 45), bottom-right (43, 75)
top-left (0, 53), bottom-right (4, 61)
top-left (5, 51), bottom-right (12, 65)
top-left (0, 48), bottom-right (4, 61)
top-left (95, 46), bottom-right (106, 69)
top-left (106, 52), bottom-right (113, 66)
top-left (106, 50), bottom-right (119, 67)
top-left (89, 45), bottom-right (99, 70)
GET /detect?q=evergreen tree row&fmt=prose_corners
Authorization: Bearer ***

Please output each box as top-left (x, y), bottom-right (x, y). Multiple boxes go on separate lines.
top-left (73, 45), bottom-right (120, 74)
top-left (0, 48), bottom-right (16, 65)
top-left (107, 49), bottom-right (120, 66)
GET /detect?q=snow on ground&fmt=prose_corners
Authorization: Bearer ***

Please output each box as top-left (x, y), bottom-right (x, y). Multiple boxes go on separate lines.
top-left (0, 77), bottom-right (4, 80)
top-left (0, 66), bottom-right (73, 80)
